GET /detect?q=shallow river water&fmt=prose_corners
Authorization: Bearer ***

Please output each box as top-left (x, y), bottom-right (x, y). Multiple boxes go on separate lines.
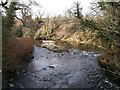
top-left (4, 40), bottom-right (120, 89)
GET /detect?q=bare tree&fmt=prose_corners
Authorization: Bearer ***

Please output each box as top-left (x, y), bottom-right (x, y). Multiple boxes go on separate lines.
top-left (1, 0), bottom-right (8, 9)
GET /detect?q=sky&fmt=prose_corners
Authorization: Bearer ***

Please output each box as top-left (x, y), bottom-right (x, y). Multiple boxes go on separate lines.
top-left (31, 0), bottom-right (96, 17)
top-left (1, 0), bottom-right (96, 18)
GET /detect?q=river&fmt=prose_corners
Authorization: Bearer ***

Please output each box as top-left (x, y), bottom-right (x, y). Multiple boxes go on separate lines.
top-left (3, 40), bottom-right (120, 89)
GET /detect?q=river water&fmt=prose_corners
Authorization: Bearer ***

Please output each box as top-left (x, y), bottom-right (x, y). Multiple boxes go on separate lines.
top-left (4, 40), bottom-right (120, 89)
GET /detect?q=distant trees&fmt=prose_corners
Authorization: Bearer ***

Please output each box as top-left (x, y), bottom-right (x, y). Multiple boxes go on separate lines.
top-left (95, 2), bottom-right (120, 50)
top-left (67, 1), bottom-right (83, 20)
top-left (72, 2), bottom-right (83, 19)
top-left (66, 1), bottom-right (85, 32)
top-left (2, 1), bottom-right (17, 41)
top-left (66, 1), bottom-right (98, 31)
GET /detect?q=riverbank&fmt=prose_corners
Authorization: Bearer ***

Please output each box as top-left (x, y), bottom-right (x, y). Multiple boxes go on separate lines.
top-left (98, 52), bottom-right (120, 86)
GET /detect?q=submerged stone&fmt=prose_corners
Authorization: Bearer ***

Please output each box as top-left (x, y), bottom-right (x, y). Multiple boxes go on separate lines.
top-left (49, 65), bottom-right (55, 68)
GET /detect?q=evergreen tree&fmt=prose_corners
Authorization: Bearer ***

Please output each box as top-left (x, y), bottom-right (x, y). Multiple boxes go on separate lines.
top-left (2, 2), bottom-right (17, 41)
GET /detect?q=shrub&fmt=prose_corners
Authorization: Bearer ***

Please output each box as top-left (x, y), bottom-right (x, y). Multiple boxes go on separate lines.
top-left (3, 37), bottom-right (35, 72)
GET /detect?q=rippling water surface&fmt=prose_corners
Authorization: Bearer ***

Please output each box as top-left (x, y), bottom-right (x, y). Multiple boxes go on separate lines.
top-left (4, 40), bottom-right (120, 89)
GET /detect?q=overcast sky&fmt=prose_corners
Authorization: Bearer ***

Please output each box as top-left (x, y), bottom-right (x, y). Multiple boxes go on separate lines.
top-left (8, 0), bottom-right (97, 18)
top-left (29, 0), bottom-right (96, 17)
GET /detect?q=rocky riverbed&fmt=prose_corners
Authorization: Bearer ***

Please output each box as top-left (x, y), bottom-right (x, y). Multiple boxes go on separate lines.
top-left (3, 40), bottom-right (120, 89)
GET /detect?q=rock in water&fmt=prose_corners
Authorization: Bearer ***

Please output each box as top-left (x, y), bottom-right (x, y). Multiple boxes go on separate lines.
top-left (8, 83), bottom-right (14, 87)
top-left (49, 65), bottom-right (55, 68)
